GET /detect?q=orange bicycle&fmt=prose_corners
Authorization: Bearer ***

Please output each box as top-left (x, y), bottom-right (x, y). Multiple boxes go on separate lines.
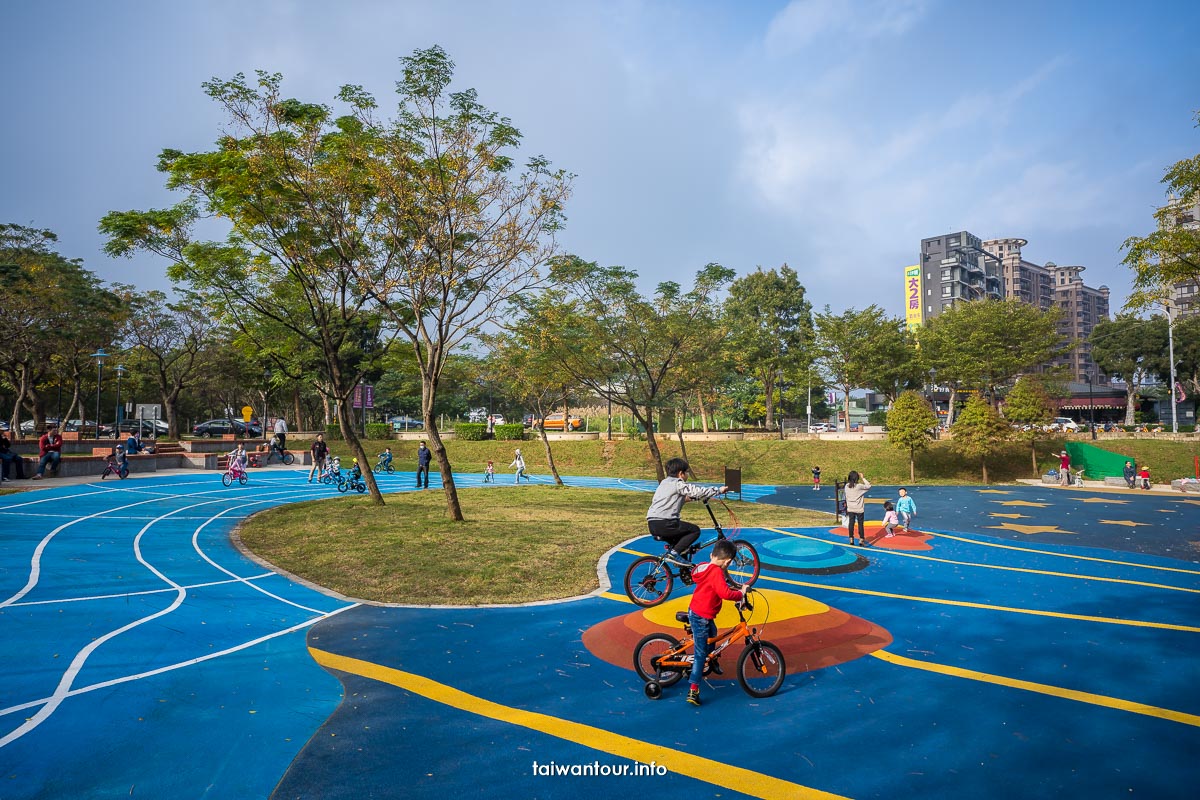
top-left (633, 589), bottom-right (786, 699)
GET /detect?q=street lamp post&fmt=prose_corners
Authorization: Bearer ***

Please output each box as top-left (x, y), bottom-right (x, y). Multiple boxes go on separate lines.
top-left (1166, 300), bottom-right (1179, 434)
top-left (115, 364), bottom-right (127, 439)
top-left (929, 367), bottom-right (939, 439)
top-left (90, 348), bottom-right (109, 440)
top-left (1085, 372), bottom-right (1096, 440)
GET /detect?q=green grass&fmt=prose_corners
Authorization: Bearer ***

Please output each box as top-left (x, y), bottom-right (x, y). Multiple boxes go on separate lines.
top-left (236, 487), bottom-right (828, 605)
top-left (329, 435), bottom-right (1200, 486)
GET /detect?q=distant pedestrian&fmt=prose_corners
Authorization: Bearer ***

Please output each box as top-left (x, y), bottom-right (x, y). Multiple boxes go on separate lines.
top-left (484, 460), bottom-right (495, 483)
top-left (308, 433), bottom-right (328, 482)
top-left (487, 415), bottom-right (495, 436)
top-left (510, 448), bottom-right (528, 483)
top-left (844, 470), bottom-right (871, 546)
top-left (896, 488), bottom-right (917, 531)
top-left (416, 441), bottom-right (432, 488)
top-left (1058, 450), bottom-right (1071, 487)
top-left (1123, 460), bottom-right (1137, 490)
top-left (811, 465), bottom-right (821, 491)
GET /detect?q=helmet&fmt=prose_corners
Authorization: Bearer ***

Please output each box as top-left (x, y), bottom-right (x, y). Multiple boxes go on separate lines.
top-left (352, 457), bottom-right (358, 464)
top-left (116, 444), bottom-right (125, 451)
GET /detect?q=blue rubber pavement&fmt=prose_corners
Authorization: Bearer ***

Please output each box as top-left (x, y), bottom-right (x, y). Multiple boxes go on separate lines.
top-left (2, 472), bottom-right (1199, 799)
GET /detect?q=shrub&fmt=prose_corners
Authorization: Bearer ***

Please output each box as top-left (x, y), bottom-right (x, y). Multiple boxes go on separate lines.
top-left (325, 423), bottom-right (342, 440)
top-left (365, 423), bottom-right (392, 440)
top-left (867, 410), bottom-right (889, 427)
top-left (455, 422), bottom-right (488, 441)
top-left (493, 423), bottom-right (525, 441)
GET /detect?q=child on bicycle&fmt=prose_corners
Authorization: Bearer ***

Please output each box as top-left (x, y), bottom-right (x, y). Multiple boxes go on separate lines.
top-left (228, 443), bottom-right (248, 476)
top-left (686, 539), bottom-right (749, 707)
top-left (646, 457), bottom-right (728, 568)
top-left (377, 447), bottom-right (393, 470)
top-left (114, 444), bottom-right (127, 471)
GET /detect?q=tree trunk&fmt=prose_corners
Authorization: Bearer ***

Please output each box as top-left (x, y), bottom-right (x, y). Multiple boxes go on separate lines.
top-left (697, 390), bottom-right (710, 433)
top-left (946, 386), bottom-right (959, 428)
top-left (909, 448), bottom-right (915, 484)
top-left (294, 387), bottom-right (302, 433)
top-left (763, 372), bottom-right (776, 430)
top-left (1031, 441), bottom-right (1039, 478)
top-left (1124, 385), bottom-right (1137, 425)
top-left (638, 405), bottom-right (665, 481)
top-left (539, 424), bottom-right (563, 486)
top-left (341, 402), bottom-right (383, 505)
top-left (676, 419), bottom-right (692, 479)
top-left (981, 457), bottom-right (989, 485)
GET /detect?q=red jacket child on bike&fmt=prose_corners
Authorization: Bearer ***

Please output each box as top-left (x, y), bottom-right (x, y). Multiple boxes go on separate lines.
top-left (685, 539), bottom-right (747, 707)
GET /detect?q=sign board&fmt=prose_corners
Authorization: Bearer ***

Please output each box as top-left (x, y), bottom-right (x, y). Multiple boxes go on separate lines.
top-left (135, 404), bottom-right (161, 420)
top-left (353, 385), bottom-right (375, 409)
top-left (904, 265), bottom-right (923, 330)
top-left (724, 466), bottom-right (742, 500)
top-left (241, 405), bottom-right (254, 423)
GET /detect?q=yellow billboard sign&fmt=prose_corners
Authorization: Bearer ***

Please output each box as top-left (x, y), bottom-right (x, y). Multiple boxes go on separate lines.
top-left (904, 265), bottom-right (922, 330)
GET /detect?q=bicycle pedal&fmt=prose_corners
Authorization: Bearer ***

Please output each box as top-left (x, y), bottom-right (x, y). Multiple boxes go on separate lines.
top-left (679, 569), bottom-right (694, 586)
top-left (709, 659), bottom-right (723, 675)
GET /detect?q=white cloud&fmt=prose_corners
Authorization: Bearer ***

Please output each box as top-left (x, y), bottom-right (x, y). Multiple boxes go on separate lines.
top-left (764, 0), bottom-right (931, 56)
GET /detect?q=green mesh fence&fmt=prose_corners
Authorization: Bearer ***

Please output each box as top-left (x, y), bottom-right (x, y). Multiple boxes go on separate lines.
top-left (1064, 441), bottom-right (1132, 480)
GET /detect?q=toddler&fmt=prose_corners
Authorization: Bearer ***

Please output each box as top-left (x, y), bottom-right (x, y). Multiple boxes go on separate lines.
top-left (485, 460), bottom-right (495, 483)
top-left (882, 501), bottom-right (900, 537)
top-left (811, 465), bottom-right (821, 491)
top-left (895, 488), bottom-right (916, 531)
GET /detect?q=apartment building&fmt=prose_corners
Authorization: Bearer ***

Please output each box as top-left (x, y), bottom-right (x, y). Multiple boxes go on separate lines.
top-left (912, 231), bottom-right (1110, 381)
top-left (1165, 195), bottom-right (1200, 317)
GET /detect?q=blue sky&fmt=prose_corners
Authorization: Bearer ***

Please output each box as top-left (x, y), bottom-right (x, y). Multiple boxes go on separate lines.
top-left (2, 0), bottom-right (1197, 315)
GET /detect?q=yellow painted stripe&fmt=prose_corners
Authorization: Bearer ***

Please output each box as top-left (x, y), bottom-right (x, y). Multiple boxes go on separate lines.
top-left (761, 528), bottom-right (1200, 595)
top-left (871, 649), bottom-right (1200, 727)
top-left (598, 591), bottom-right (634, 604)
top-left (744, 570), bottom-right (1200, 633)
top-left (309, 647), bottom-right (847, 800)
top-left (926, 530), bottom-right (1200, 576)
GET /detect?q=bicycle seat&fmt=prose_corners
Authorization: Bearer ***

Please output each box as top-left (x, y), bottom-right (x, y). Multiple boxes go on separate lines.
top-left (675, 611), bottom-right (689, 624)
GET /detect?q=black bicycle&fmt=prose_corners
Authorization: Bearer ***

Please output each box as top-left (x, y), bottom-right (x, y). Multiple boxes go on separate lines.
top-left (623, 499), bottom-right (760, 607)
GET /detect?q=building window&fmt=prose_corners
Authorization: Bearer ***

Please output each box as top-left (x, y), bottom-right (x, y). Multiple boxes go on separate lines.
top-left (941, 269), bottom-right (951, 279)
top-left (942, 286), bottom-right (952, 297)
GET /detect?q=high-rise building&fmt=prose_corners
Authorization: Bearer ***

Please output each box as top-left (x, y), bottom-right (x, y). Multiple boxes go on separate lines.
top-left (911, 232), bottom-right (1111, 382)
top-left (1165, 195), bottom-right (1200, 317)
top-left (915, 231), bottom-right (1003, 323)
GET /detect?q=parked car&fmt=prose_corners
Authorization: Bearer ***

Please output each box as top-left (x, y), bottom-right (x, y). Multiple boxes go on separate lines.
top-left (19, 418), bottom-right (61, 434)
top-left (522, 413), bottom-right (535, 428)
top-left (388, 415), bottom-right (424, 430)
top-left (807, 422), bottom-right (835, 433)
top-left (491, 414), bottom-right (506, 425)
top-left (111, 419), bottom-right (169, 438)
top-left (1051, 417), bottom-right (1079, 432)
top-left (192, 418), bottom-right (262, 437)
top-left (537, 412), bottom-right (583, 431)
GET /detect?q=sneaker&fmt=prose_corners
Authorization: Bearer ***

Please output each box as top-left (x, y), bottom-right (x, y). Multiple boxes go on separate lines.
top-left (686, 688), bottom-right (702, 706)
top-left (32, 474), bottom-right (43, 480)
top-left (664, 551), bottom-right (691, 568)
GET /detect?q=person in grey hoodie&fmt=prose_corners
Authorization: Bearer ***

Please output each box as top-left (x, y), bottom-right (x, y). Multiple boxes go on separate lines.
top-left (645, 457), bottom-right (729, 566)
top-left (844, 470), bottom-right (872, 546)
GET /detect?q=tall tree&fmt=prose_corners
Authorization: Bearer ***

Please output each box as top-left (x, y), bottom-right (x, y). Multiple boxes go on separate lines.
top-left (885, 390), bottom-right (938, 483)
top-left (951, 394), bottom-right (1011, 484)
top-left (336, 46), bottom-right (572, 520)
top-left (812, 306), bottom-right (910, 431)
top-left (917, 299), bottom-right (1066, 423)
top-left (1089, 315), bottom-right (1167, 424)
top-left (1122, 109), bottom-right (1200, 310)
top-left (722, 264), bottom-right (813, 430)
top-left (101, 69), bottom-right (400, 503)
top-left (1001, 376), bottom-right (1055, 476)
top-left (544, 257), bottom-right (733, 480)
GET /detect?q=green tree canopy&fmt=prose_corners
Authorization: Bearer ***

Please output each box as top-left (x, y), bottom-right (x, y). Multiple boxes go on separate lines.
top-left (1001, 376), bottom-right (1055, 476)
top-left (1089, 314), bottom-right (1167, 424)
top-left (951, 393), bottom-right (1012, 484)
top-left (885, 390), bottom-right (938, 482)
top-left (813, 306), bottom-right (916, 430)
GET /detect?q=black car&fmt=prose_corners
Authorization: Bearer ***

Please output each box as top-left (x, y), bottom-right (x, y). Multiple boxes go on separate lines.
top-left (111, 419), bottom-right (169, 438)
top-left (192, 418), bottom-right (262, 437)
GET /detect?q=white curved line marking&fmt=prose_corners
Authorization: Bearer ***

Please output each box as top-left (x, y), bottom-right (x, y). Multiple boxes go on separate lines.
top-left (7, 573), bottom-right (278, 606)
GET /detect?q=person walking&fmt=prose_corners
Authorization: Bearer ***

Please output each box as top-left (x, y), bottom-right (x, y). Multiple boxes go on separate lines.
top-left (307, 433), bottom-right (328, 482)
top-left (895, 488), bottom-right (917, 531)
top-left (416, 441), bottom-right (432, 488)
top-left (844, 470), bottom-right (871, 546)
top-left (509, 448), bottom-right (528, 484)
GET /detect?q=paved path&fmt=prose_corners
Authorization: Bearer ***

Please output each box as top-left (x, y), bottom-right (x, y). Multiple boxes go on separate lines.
top-left (2, 472), bottom-right (1198, 799)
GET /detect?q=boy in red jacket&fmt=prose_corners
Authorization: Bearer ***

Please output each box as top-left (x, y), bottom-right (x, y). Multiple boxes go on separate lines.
top-left (685, 539), bottom-right (748, 707)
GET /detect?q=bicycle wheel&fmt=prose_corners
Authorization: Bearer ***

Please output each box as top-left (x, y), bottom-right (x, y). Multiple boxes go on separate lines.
top-left (337, 480), bottom-right (349, 493)
top-left (737, 640), bottom-right (785, 698)
top-left (729, 540), bottom-right (760, 587)
top-left (222, 473), bottom-right (233, 487)
top-left (119, 467), bottom-right (128, 479)
top-left (282, 452), bottom-right (294, 466)
top-left (385, 464), bottom-right (394, 474)
top-left (624, 557), bottom-right (674, 607)
top-left (238, 474), bottom-right (248, 485)
top-left (101, 467), bottom-right (112, 480)
top-left (321, 474), bottom-right (332, 485)
top-left (354, 482), bottom-right (366, 493)
top-left (633, 633), bottom-right (684, 687)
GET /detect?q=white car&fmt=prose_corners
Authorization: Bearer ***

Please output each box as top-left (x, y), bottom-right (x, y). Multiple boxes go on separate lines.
top-left (491, 414), bottom-right (506, 425)
top-left (808, 423), bottom-right (835, 433)
top-left (1052, 417), bottom-right (1079, 432)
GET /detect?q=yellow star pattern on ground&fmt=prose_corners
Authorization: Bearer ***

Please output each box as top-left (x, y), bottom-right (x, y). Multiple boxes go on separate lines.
top-left (986, 523), bottom-right (1075, 535)
top-left (977, 489), bottom-right (1012, 494)
top-left (1098, 519), bottom-right (1152, 527)
top-left (1172, 499), bottom-right (1200, 507)
top-left (864, 498), bottom-right (887, 504)
top-left (1072, 497), bottom-right (1129, 504)
top-left (988, 513), bottom-right (1031, 519)
top-left (993, 500), bottom-right (1051, 507)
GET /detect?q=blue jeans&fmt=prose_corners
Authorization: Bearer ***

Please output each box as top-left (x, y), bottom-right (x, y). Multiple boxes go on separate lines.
top-left (1, 451), bottom-right (25, 479)
top-left (688, 611), bottom-right (715, 687)
top-left (37, 451), bottom-right (61, 476)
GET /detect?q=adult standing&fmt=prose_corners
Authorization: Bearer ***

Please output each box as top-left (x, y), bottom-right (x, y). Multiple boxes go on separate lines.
top-left (307, 433), bottom-right (328, 483)
top-left (273, 416), bottom-right (288, 450)
top-left (33, 425), bottom-right (63, 480)
top-left (1, 431), bottom-right (26, 481)
top-left (486, 415), bottom-right (495, 437)
top-left (416, 441), bottom-right (432, 489)
top-left (1058, 450), bottom-right (1071, 487)
top-left (844, 470), bottom-right (872, 546)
